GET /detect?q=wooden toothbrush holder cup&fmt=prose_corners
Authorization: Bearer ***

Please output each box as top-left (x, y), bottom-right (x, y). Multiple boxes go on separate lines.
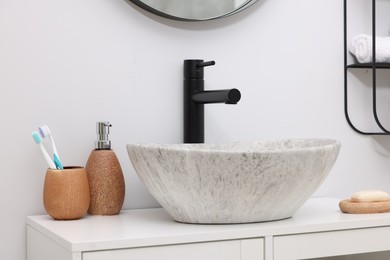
top-left (43, 166), bottom-right (90, 220)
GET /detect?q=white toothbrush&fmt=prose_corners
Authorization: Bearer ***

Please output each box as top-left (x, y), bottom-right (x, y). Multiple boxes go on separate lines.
top-left (39, 125), bottom-right (64, 169)
top-left (32, 131), bottom-right (56, 169)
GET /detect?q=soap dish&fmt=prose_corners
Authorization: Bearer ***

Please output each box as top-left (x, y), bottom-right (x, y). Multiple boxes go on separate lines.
top-left (339, 199), bottom-right (390, 214)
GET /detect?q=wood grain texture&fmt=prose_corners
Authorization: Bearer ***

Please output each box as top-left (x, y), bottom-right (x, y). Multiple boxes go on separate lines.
top-left (339, 199), bottom-right (390, 214)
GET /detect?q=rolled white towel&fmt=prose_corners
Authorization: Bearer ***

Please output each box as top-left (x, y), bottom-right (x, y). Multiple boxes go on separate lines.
top-left (349, 34), bottom-right (390, 63)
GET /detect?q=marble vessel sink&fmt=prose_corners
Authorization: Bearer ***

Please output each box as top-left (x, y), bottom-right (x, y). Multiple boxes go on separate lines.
top-left (127, 139), bottom-right (340, 224)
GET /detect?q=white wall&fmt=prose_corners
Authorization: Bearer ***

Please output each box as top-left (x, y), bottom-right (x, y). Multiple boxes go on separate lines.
top-left (2, 0), bottom-right (390, 259)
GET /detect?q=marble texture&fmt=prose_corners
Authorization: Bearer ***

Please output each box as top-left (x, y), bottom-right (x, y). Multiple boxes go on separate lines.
top-left (127, 139), bottom-right (341, 224)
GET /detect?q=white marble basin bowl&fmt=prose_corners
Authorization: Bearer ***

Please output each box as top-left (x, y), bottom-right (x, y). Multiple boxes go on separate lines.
top-left (127, 139), bottom-right (340, 224)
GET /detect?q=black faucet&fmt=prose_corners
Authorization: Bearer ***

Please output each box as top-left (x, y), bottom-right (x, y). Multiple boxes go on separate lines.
top-left (183, 59), bottom-right (241, 143)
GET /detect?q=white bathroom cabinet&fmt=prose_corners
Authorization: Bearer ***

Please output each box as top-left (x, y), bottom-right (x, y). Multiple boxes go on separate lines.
top-left (27, 198), bottom-right (390, 260)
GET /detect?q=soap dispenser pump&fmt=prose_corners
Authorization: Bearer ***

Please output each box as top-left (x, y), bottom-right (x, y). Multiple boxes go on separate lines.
top-left (86, 121), bottom-right (125, 215)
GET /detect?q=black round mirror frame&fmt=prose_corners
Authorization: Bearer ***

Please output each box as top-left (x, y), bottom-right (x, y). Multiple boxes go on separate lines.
top-left (129, 0), bottom-right (259, 21)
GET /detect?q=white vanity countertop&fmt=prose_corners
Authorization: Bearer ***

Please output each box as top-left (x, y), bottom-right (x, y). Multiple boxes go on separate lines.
top-left (26, 197), bottom-right (390, 252)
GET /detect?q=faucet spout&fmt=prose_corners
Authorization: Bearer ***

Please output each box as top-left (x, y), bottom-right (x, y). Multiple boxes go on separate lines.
top-left (192, 89), bottom-right (241, 104)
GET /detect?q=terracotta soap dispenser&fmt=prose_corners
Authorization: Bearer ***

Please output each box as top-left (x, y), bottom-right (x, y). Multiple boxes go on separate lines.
top-left (86, 121), bottom-right (125, 215)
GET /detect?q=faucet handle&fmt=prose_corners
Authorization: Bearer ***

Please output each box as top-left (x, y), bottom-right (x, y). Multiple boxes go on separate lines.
top-left (196, 60), bottom-right (215, 68)
top-left (184, 59), bottom-right (215, 80)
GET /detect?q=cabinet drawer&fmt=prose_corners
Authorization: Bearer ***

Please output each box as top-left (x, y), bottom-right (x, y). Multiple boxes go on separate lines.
top-left (274, 226), bottom-right (390, 260)
top-left (84, 238), bottom-right (264, 260)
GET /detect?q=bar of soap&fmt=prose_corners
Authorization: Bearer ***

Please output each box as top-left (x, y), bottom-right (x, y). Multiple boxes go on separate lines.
top-left (351, 190), bottom-right (390, 203)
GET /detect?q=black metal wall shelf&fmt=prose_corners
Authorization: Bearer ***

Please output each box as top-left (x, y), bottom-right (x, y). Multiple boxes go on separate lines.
top-left (344, 0), bottom-right (390, 135)
top-left (347, 63), bottom-right (390, 69)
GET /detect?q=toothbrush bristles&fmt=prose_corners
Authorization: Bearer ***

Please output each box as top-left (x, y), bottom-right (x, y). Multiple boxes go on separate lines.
top-left (39, 125), bottom-right (50, 138)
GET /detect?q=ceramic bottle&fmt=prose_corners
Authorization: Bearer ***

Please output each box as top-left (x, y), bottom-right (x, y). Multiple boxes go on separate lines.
top-left (86, 121), bottom-right (125, 215)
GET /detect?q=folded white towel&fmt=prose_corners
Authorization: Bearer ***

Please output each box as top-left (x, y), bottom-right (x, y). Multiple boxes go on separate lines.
top-left (349, 34), bottom-right (390, 63)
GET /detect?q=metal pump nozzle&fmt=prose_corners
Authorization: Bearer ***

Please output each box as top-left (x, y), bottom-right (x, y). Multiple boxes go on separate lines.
top-left (95, 121), bottom-right (112, 150)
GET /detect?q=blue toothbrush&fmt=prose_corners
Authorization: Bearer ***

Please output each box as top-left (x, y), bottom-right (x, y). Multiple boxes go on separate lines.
top-left (32, 131), bottom-right (56, 169)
